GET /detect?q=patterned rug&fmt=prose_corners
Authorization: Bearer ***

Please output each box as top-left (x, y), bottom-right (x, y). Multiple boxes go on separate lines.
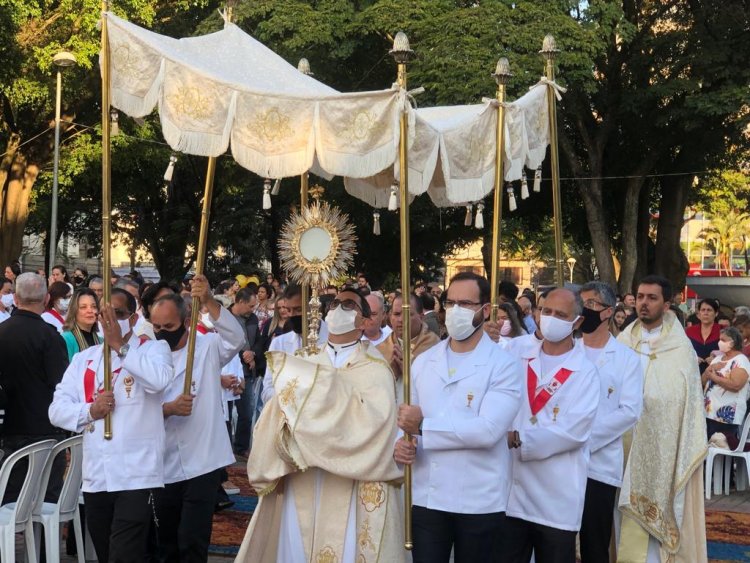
top-left (209, 469), bottom-right (750, 561)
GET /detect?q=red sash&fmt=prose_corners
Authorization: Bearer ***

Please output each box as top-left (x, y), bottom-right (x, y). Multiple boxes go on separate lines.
top-left (196, 324), bottom-right (208, 334)
top-left (83, 360), bottom-right (122, 403)
top-left (48, 309), bottom-right (65, 324)
top-left (527, 361), bottom-right (572, 416)
top-left (138, 335), bottom-right (150, 344)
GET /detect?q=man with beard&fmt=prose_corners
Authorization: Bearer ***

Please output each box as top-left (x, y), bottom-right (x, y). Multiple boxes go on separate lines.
top-left (616, 276), bottom-right (706, 562)
top-left (260, 284), bottom-right (328, 404)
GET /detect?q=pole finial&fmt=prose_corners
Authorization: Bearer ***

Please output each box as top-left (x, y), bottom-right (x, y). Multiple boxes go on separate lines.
top-left (297, 58), bottom-right (313, 75)
top-left (492, 57), bottom-right (512, 85)
top-left (389, 31), bottom-right (415, 64)
top-left (540, 34), bottom-right (560, 59)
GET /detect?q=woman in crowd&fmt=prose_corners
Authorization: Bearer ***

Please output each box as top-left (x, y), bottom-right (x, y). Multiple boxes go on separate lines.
top-left (261, 297), bottom-right (289, 347)
top-left (702, 327), bottom-right (750, 444)
top-left (41, 281), bottom-right (72, 333)
top-left (254, 283), bottom-right (274, 328)
top-left (72, 266), bottom-right (89, 287)
top-left (61, 288), bottom-right (101, 360)
top-left (610, 304), bottom-right (628, 336)
top-left (4, 262), bottom-right (20, 285)
top-left (50, 264), bottom-right (70, 284)
top-left (686, 298), bottom-right (722, 375)
top-left (733, 314), bottom-right (750, 356)
top-left (496, 302), bottom-right (527, 349)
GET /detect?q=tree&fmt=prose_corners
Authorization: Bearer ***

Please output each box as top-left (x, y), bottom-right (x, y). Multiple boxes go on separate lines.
top-left (698, 211), bottom-right (749, 275)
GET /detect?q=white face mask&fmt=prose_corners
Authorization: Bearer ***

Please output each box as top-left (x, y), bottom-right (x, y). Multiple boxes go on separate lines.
top-left (57, 297), bottom-right (71, 313)
top-left (326, 307), bottom-right (359, 335)
top-left (445, 305), bottom-right (481, 341)
top-left (118, 318), bottom-right (132, 338)
top-left (500, 319), bottom-right (512, 337)
top-left (718, 340), bottom-right (733, 354)
top-left (540, 314), bottom-right (580, 343)
top-left (200, 312), bottom-right (214, 330)
top-left (1, 293), bottom-right (14, 308)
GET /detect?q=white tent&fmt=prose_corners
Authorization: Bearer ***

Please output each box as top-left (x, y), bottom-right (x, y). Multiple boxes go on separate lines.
top-left (105, 12), bottom-right (554, 207)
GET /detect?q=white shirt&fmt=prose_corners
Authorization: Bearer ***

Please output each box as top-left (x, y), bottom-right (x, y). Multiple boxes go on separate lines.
top-left (221, 354), bottom-right (244, 421)
top-left (362, 325), bottom-right (392, 347)
top-left (260, 321), bottom-right (328, 405)
top-left (506, 338), bottom-right (600, 531)
top-left (0, 310), bottom-right (9, 324)
top-left (49, 334), bottom-right (174, 492)
top-left (162, 307), bottom-right (245, 483)
top-left (411, 333), bottom-right (523, 514)
top-left (584, 336), bottom-right (643, 487)
top-left (705, 352), bottom-right (750, 425)
top-left (41, 309), bottom-right (65, 333)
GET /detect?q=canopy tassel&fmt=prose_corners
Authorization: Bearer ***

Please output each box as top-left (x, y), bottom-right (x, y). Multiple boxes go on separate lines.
top-left (507, 183), bottom-right (517, 212)
top-left (373, 211), bottom-right (381, 235)
top-left (533, 166), bottom-right (542, 192)
top-left (263, 179), bottom-right (272, 210)
top-left (464, 204), bottom-right (473, 226)
top-left (271, 178), bottom-right (281, 195)
top-left (521, 170), bottom-right (529, 200)
top-left (475, 203), bottom-right (484, 229)
top-left (388, 183), bottom-right (399, 211)
top-left (163, 154), bottom-right (177, 183)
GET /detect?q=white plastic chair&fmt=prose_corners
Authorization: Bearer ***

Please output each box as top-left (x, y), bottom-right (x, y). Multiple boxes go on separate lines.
top-left (32, 435), bottom-right (84, 563)
top-left (0, 439), bottom-right (56, 563)
top-left (705, 414), bottom-right (750, 499)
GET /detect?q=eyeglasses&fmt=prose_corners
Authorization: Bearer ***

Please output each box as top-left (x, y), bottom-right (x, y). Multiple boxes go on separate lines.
top-left (444, 299), bottom-right (484, 309)
top-left (330, 298), bottom-right (362, 312)
top-left (583, 299), bottom-right (610, 310)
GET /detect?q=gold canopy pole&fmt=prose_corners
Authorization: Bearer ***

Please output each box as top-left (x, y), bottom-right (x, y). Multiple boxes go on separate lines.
top-left (100, 1), bottom-right (113, 440)
top-left (489, 58), bottom-right (512, 322)
top-left (298, 58), bottom-right (312, 350)
top-left (184, 8), bottom-right (234, 394)
top-left (541, 35), bottom-right (565, 287)
top-left (390, 31), bottom-right (415, 552)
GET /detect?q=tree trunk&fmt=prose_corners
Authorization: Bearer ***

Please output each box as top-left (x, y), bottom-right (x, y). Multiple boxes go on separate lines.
top-left (654, 175), bottom-right (691, 292)
top-left (633, 185), bottom-right (652, 287)
top-left (0, 143), bottom-right (39, 267)
top-left (577, 179), bottom-right (617, 286)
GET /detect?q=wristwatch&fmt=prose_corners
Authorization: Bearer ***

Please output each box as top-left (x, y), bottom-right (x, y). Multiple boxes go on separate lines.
top-left (117, 343), bottom-right (130, 358)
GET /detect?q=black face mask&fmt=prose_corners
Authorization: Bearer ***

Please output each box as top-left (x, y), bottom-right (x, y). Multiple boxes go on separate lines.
top-left (155, 324), bottom-right (187, 350)
top-left (73, 276), bottom-right (84, 285)
top-left (580, 306), bottom-right (607, 334)
top-left (289, 315), bottom-right (303, 335)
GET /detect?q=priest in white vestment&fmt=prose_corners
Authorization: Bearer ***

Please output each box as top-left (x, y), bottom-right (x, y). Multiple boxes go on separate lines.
top-left (236, 287), bottom-right (405, 563)
top-left (616, 276), bottom-right (707, 562)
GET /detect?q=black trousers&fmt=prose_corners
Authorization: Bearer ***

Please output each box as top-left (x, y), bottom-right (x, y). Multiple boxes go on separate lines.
top-left (411, 505), bottom-right (505, 563)
top-left (580, 478), bottom-right (617, 563)
top-left (1, 433), bottom-right (66, 504)
top-left (155, 468), bottom-right (222, 563)
top-left (498, 515), bottom-right (577, 563)
top-left (83, 488), bottom-right (154, 563)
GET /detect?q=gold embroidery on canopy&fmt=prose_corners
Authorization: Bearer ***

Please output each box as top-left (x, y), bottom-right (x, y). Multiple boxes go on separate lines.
top-left (253, 107), bottom-right (293, 143)
top-left (359, 482), bottom-right (385, 512)
top-left (316, 545), bottom-right (339, 563)
top-left (339, 110), bottom-right (385, 143)
top-left (168, 87), bottom-right (213, 120)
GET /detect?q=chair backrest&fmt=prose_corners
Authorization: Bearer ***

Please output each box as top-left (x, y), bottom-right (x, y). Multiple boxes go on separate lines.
top-left (733, 413), bottom-right (750, 452)
top-left (0, 439), bottom-right (56, 528)
top-left (33, 435), bottom-right (83, 517)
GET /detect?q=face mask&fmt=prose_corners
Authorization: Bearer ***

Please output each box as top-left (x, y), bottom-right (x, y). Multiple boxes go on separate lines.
top-left (73, 276), bottom-right (84, 285)
top-left (500, 319), bottom-right (512, 337)
top-left (289, 315), bottom-right (303, 334)
top-left (718, 340), bottom-right (733, 353)
top-left (117, 318), bottom-right (132, 338)
top-left (325, 307), bottom-right (359, 336)
top-left (1, 294), bottom-right (14, 308)
top-left (200, 312), bottom-right (214, 330)
top-left (445, 305), bottom-right (482, 341)
top-left (579, 307), bottom-right (607, 334)
top-left (540, 314), bottom-right (580, 343)
top-left (57, 297), bottom-right (71, 313)
top-left (155, 324), bottom-right (186, 351)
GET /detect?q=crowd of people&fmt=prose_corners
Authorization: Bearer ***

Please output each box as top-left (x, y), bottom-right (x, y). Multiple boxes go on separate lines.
top-left (0, 258), bottom-right (748, 562)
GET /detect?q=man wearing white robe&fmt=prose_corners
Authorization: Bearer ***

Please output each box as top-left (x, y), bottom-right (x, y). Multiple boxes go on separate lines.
top-left (616, 275), bottom-right (707, 562)
top-left (237, 287), bottom-right (404, 563)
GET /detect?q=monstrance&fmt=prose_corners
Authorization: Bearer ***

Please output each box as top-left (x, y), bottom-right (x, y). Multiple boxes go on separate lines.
top-left (278, 198), bottom-right (356, 355)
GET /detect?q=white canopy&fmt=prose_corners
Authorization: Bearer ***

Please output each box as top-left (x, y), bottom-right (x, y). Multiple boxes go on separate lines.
top-left (105, 12), bottom-right (554, 207)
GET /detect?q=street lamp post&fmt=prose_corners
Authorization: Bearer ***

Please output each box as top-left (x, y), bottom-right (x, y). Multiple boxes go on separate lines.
top-left (566, 256), bottom-right (576, 284)
top-left (48, 50), bottom-right (77, 276)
